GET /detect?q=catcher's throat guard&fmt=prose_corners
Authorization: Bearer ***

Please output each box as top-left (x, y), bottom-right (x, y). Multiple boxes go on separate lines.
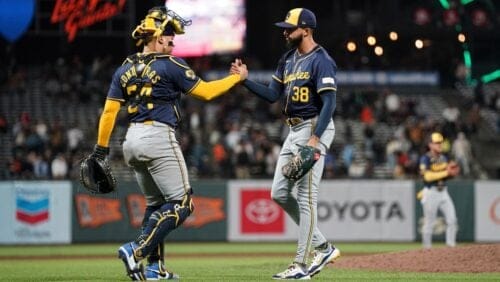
top-left (80, 156), bottom-right (116, 194)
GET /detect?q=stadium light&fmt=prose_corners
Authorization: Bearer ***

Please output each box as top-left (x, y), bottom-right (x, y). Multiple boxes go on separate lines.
top-left (415, 39), bottom-right (424, 49)
top-left (481, 69), bottom-right (500, 83)
top-left (458, 33), bottom-right (466, 42)
top-left (389, 31), bottom-right (398, 41)
top-left (374, 46), bottom-right (383, 56)
top-left (438, 0), bottom-right (450, 10)
top-left (347, 41), bottom-right (357, 52)
top-left (461, 0), bottom-right (475, 5)
top-left (367, 36), bottom-right (376, 46)
top-left (463, 50), bottom-right (472, 68)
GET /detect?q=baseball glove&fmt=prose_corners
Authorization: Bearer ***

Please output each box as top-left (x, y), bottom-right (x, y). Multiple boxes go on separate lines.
top-left (282, 145), bottom-right (321, 180)
top-left (79, 145), bottom-right (116, 194)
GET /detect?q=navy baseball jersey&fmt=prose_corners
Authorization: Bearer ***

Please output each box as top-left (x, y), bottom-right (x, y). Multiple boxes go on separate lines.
top-left (272, 45), bottom-right (337, 118)
top-left (107, 53), bottom-right (201, 128)
top-left (419, 153), bottom-right (450, 188)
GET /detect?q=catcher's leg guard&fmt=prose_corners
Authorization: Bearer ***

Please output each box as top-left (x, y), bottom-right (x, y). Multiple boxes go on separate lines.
top-left (141, 205), bottom-right (163, 263)
top-left (134, 196), bottom-right (194, 259)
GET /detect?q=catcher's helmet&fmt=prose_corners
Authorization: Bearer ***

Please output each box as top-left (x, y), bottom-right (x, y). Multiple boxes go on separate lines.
top-left (132, 6), bottom-right (191, 45)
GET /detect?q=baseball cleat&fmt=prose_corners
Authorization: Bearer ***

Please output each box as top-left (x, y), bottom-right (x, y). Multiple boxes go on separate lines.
top-left (307, 244), bottom-right (340, 277)
top-left (272, 263), bottom-right (311, 280)
top-left (118, 242), bottom-right (145, 281)
top-left (145, 261), bottom-right (179, 280)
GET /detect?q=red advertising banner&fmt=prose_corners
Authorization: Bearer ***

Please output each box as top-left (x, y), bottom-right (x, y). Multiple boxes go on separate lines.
top-left (240, 190), bottom-right (284, 233)
top-left (75, 194), bottom-right (123, 228)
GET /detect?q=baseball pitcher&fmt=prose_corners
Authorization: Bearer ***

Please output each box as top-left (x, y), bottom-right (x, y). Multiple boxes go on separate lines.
top-left (231, 7), bottom-right (340, 280)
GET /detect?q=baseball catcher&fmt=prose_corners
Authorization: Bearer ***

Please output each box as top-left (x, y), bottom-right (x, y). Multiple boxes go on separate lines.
top-left (92, 5), bottom-right (245, 280)
top-left (80, 145), bottom-right (116, 194)
top-left (282, 145), bottom-right (321, 180)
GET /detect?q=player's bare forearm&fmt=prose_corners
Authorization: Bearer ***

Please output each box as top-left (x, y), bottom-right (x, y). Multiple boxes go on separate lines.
top-left (307, 135), bottom-right (320, 147)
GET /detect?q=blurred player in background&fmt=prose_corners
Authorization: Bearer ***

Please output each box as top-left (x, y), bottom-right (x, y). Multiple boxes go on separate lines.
top-left (90, 6), bottom-right (244, 280)
top-left (231, 7), bottom-right (340, 280)
top-left (419, 132), bottom-right (460, 249)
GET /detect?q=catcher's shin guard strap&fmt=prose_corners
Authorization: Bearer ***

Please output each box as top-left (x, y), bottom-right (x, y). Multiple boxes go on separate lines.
top-left (135, 198), bottom-right (193, 259)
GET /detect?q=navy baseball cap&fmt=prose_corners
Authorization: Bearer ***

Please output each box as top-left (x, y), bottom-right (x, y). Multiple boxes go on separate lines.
top-left (275, 8), bottom-right (317, 29)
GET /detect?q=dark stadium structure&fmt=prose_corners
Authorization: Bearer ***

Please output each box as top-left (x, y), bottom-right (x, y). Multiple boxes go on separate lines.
top-left (1, 0), bottom-right (499, 180)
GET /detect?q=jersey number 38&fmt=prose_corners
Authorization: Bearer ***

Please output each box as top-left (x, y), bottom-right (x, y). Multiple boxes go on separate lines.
top-left (291, 86), bottom-right (310, 103)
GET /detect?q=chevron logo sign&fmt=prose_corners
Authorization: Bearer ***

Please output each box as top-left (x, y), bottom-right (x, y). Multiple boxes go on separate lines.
top-left (16, 190), bottom-right (50, 225)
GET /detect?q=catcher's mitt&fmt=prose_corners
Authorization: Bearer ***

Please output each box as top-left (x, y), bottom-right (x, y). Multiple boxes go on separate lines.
top-left (282, 145), bottom-right (321, 180)
top-left (80, 155), bottom-right (116, 194)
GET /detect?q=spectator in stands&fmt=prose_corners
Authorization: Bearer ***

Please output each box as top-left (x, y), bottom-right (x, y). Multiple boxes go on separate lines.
top-left (27, 152), bottom-right (49, 179)
top-left (442, 105), bottom-right (460, 139)
top-left (385, 89), bottom-right (400, 124)
top-left (24, 126), bottom-right (44, 154)
top-left (360, 104), bottom-right (375, 125)
top-left (67, 123), bottom-right (84, 155)
top-left (35, 119), bottom-right (49, 143)
top-left (234, 138), bottom-right (253, 178)
top-left (385, 136), bottom-right (399, 171)
top-left (51, 153), bottom-right (68, 179)
top-left (212, 138), bottom-right (230, 177)
top-left (452, 132), bottom-right (472, 177)
top-left (341, 143), bottom-right (354, 175)
top-left (49, 119), bottom-right (66, 154)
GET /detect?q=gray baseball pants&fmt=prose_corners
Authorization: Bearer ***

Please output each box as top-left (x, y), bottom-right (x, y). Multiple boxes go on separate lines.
top-left (122, 122), bottom-right (191, 206)
top-left (271, 118), bottom-right (335, 264)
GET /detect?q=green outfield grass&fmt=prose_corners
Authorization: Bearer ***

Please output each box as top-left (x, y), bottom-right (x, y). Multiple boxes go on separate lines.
top-left (0, 242), bottom-right (498, 281)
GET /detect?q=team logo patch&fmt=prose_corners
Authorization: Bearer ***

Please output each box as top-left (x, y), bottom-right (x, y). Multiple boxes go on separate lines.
top-left (185, 69), bottom-right (196, 80)
top-left (322, 77), bottom-right (335, 84)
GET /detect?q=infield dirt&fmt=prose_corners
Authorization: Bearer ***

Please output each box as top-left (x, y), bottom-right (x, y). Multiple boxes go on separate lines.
top-left (334, 244), bottom-right (500, 273)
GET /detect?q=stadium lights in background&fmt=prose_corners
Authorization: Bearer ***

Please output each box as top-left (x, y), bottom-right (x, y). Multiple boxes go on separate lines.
top-left (439, 0), bottom-right (451, 9)
top-left (436, 0), bottom-right (500, 84)
top-left (389, 31), bottom-right (398, 41)
top-left (366, 36), bottom-right (376, 46)
top-left (481, 69), bottom-right (500, 83)
top-left (458, 33), bottom-right (466, 42)
top-left (415, 39), bottom-right (424, 49)
top-left (439, 0), bottom-right (476, 9)
top-left (347, 41), bottom-right (357, 52)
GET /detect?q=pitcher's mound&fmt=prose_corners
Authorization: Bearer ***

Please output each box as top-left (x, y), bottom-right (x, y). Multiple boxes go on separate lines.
top-left (335, 244), bottom-right (500, 273)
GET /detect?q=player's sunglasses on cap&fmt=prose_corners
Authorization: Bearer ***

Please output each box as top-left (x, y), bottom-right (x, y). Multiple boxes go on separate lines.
top-left (275, 8), bottom-right (316, 29)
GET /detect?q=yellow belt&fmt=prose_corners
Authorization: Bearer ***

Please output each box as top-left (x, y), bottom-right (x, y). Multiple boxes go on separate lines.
top-left (129, 120), bottom-right (154, 126)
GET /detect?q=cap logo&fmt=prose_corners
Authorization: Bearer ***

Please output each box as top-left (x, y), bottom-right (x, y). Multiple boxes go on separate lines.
top-left (285, 8), bottom-right (302, 26)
